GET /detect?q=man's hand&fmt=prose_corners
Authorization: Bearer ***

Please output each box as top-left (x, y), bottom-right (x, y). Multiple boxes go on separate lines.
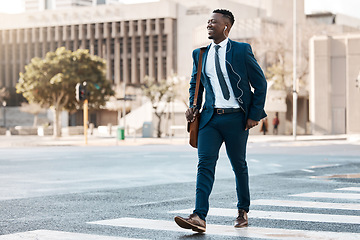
top-left (185, 108), bottom-right (199, 122)
top-left (245, 119), bottom-right (259, 130)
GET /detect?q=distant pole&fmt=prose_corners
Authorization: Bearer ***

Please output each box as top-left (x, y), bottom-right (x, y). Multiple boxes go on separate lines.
top-left (292, 0), bottom-right (298, 140)
top-left (2, 101), bottom-right (6, 128)
top-left (122, 80), bottom-right (126, 131)
top-left (84, 99), bottom-right (88, 145)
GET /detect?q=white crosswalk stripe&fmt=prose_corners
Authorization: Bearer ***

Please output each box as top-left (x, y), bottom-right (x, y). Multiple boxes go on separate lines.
top-left (88, 217), bottom-right (359, 240)
top-left (0, 230), bottom-right (148, 240)
top-left (3, 187), bottom-right (359, 240)
top-left (336, 187), bottom-right (360, 192)
top-left (166, 187), bottom-right (360, 239)
top-left (171, 208), bottom-right (360, 224)
top-left (301, 169), bottom-right (315, 173)
top-left (291, 192), bottom-right (360, 199)
top-left (252, 199), bottom-right (360, 210)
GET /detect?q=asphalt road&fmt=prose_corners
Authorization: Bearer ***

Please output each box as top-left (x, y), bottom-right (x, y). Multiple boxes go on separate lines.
top-left (0, 140), bottom-right (359, 239)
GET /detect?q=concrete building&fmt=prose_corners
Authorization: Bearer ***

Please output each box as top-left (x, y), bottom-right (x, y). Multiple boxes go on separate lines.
top-left (25, 0), bottom-right (108, 12)
top-left (310, 34), bottom-right (360, 135)
top-left (0, 0), bottom-right (305, 95)
top-left (0, 0), bottom-right (177, 97)
top-left (307, 12), bottom-right (360, 31)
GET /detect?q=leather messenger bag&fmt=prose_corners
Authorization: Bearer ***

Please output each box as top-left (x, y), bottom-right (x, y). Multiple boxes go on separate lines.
top-left (187, 47), bottom-right (206, 148)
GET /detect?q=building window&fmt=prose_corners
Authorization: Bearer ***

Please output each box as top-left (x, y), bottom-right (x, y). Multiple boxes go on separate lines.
top-left (111, 59), bottom-right (115, 84)
top-left (136, 57), bottom-right (141, 84)
top-left (144, 36), bottom-right (149, 52)
top-left (85, 39), bottom-right (90, 51)
top-left (94, 39), bottom-right (98, 55)
top-left (145, 58), bottom-right (149, 76)
top-left (120, 58), bottom-right (123, 83)
top-left (162, 35), bottom-right (167, 52)
top-left (110, 38), bottom-right (115, 57)
top-left (162, 56), bottom-right (166, 79)
top-left (69, 41), bottom-right (74, 51)
top-left (153, 35), bottom-right (158, 52)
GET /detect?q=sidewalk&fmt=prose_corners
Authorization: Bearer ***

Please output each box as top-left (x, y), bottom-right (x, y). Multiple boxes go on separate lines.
top-left (0, 133), bottom-right (359, 148)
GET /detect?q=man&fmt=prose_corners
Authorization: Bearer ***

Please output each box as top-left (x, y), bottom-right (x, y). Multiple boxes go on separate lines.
top-left (273, 112), bottom-right (280, 135)
top-left (174, 9), bottom-right (267, 233)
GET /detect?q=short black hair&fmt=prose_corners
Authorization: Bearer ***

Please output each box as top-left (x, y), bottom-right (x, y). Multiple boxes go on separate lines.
top-left (213, 9), bottom-right (235, 26)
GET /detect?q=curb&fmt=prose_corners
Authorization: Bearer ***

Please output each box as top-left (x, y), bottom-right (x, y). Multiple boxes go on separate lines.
top-left (0, 134), bottom-right (358, 148)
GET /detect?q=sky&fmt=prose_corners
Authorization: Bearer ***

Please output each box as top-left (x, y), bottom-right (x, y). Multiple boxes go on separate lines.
top-left (0, 0), bottom-right (360, 19)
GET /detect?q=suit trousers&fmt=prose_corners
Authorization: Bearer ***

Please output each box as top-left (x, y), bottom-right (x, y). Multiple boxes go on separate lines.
top-left (193, 111), bottom-right (250, 221)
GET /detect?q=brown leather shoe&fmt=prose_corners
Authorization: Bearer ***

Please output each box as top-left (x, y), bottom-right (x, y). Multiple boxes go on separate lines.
top-left (234, 209), bottom-right (248, 228)
top-left (174, 213), bottom-right (206, 233)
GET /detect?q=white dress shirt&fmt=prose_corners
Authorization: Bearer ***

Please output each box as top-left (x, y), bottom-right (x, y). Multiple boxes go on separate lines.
top-left (205, 38), bottom-right (239, 108)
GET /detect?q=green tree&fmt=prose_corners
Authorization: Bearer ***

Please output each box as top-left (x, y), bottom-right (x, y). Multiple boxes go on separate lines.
top-left (16, 47), bottom-right (114, 137)
top-left (265, 62), bottom-right (287, 91)
top-left (141, 76), bottom-right (175, 138)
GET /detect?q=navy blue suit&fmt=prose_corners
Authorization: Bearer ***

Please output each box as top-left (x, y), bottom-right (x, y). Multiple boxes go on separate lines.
top-left (189, 39), bottom-right (267, 220)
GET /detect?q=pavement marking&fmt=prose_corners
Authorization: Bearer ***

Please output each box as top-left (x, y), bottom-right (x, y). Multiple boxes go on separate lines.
top-left (311, 173), bottom-right (360, 179)
top-left (143, 155), bottom-right (168, 158)
top-left (309, 164), bottom-right (340, 169)
top-left (291, 192), bottom-right (360, 200)
top-left (251, 199), bottom-right (360, 211)
top-left (248, 159), bottom-right (260, 163)
top-left (0, 230), bottom-right (148, 240)
top-left (300, 169), bottom-right (315, 173)
top-left (88, 217), bottom-right (359, 240)
top-left (268, 163), bottom-right (282, 167)
top-left (336, 187), bottom-right (360, 192)
top-left (171, 208), bottom-right (360, 224)
top-left (131, 196), bottom-right (194, 207)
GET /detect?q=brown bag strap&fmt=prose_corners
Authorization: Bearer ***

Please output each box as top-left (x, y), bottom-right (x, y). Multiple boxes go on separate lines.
top-left (193, 47), bottom-right (206, 108)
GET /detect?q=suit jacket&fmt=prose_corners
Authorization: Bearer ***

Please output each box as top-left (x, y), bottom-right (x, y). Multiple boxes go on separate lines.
top-left (189, 39), bottom-right (267, 130)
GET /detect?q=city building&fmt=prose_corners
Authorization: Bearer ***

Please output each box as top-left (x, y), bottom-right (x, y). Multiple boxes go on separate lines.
top-left (25, 0), bottom-right (109, 12)
top-left (0, 0), bottom-right (177, 100)
top-left (310, 34), bottom-right (360, 135)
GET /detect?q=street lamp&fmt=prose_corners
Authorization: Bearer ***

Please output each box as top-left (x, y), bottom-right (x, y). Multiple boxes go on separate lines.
top-left (292, 0), bottom-right (298, 140)
top-left (2, 101), bottom-right (6, 128)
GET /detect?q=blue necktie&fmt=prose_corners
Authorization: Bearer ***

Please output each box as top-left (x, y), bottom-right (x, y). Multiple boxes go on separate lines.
top-left (215, 45), bottom-right (230, 100)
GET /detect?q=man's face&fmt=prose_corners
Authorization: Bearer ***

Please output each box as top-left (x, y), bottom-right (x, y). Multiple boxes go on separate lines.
top-left (207, 13), bottom-right (227, 41)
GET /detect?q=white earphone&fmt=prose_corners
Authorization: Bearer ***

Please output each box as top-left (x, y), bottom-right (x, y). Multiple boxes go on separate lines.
top-left (224, 26), bottom-right (227, 30)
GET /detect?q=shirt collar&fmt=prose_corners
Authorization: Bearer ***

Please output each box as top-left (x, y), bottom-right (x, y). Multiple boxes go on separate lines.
top-left (211, 38), bottom-right (228, 49)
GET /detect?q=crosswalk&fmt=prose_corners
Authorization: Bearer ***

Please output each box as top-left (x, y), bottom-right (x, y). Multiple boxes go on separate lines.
top-left (0, 230), bottom-right (149, 240)
top-left (291, 192), bottom-right (360, 200)
top-left (88, 217), bottom-right (359, 239)
top-left (172, 208), bottom-right (360, 224)
top-left (336, 187), bottom-right (360, 192)
top-left (1, 187), bottom-right (359, 240)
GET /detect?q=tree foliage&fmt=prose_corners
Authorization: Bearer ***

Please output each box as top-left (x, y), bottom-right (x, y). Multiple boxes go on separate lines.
top-left (265, 62), bottom-right (287, 91)
top-left (16, 47), bottom-right (114, 137)
top-left (141, 76), bottom-right (176, 138)
top-left (252, 21), bottom-right (343, 95)
top-left (252, 22), bottom-right (293, 92)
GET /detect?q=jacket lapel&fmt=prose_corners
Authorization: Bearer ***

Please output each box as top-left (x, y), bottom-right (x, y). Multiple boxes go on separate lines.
top-left (200, 44), bottom-right (211, 86)
top-left (201, 44), bottom-right (211, 75)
